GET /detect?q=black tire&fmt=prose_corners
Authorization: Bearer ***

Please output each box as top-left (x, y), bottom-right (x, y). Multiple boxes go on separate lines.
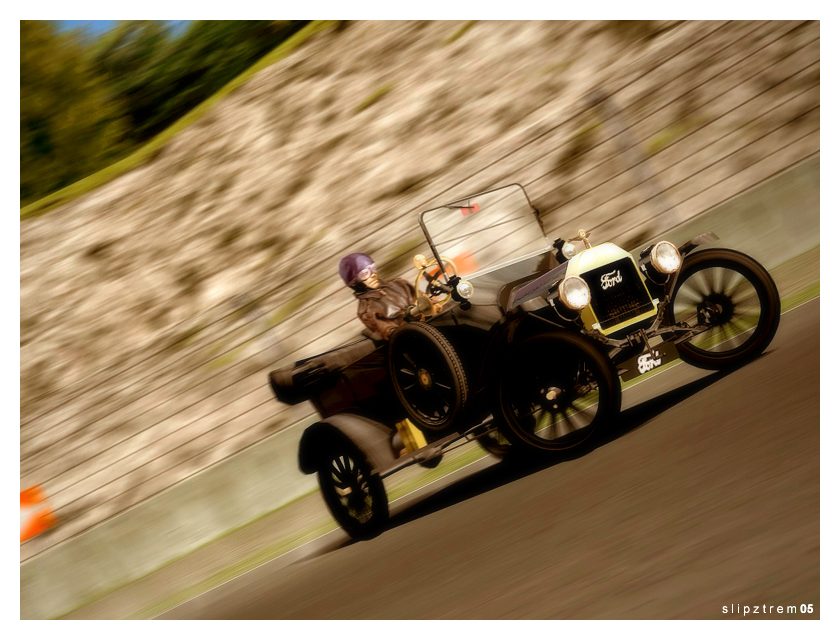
top-left (494, 331), bottom-right (620, 454)
top-left (316, 437), bottom-right (389, 540)
top-left (388, 323), bottom-right (468, 432)
top-left (666, 248), bottom-right (781, 370)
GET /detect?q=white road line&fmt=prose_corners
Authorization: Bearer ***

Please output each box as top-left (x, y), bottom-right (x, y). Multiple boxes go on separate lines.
top-left (783, 294), bottom-right (820, 314)
top-left (155, 454), bottom-right (495, 617)
top-left (390, 456), bottom-right (494, 506)
top-left (152, 527), bottom-right (341, 618)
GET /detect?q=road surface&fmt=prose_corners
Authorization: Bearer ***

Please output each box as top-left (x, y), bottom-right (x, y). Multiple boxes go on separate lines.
top-left (163, 300), bottom-right (820, 619)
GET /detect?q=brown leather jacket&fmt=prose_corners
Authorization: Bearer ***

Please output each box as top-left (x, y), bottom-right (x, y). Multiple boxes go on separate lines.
top-left (355, 278), bottom-right (415, 340)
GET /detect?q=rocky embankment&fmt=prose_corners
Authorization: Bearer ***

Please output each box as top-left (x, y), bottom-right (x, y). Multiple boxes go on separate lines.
top-left (20, 20), bottom-right (819, 557)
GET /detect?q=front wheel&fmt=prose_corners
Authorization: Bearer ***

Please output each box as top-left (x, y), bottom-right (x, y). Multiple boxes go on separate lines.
top-left (494, 332), bottom-right (620, 454)
top-left (316, 437), bottom-right (389, 539)
top-left (666, 248), bottom-right (780, 370)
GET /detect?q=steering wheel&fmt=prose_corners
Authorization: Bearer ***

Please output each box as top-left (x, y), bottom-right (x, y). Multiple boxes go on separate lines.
top-left (413, 256), bottom-right (457, 311)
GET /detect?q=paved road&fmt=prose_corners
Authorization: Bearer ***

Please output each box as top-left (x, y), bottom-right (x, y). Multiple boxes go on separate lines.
top-left (163, 300), bottom-right (820, 619)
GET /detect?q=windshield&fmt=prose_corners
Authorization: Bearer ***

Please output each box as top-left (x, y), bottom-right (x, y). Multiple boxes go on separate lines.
top-left (419, 184), bottom-right (551, 278)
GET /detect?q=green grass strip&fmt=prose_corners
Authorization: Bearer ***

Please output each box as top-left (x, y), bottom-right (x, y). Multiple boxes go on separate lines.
top-left (133, 443), bottom-right (487, 619)
top-left (131, 519), bottom-right (337, 619)
top-left (21, 20), bottom-right (335, 221)
top-left (385, 443), bottom-right (489, 500)
top-left (129, 447), bottom-right (491, 619)
top-left (781, 280), bottom-right (819, 312)
top-left (53, 485), bottom-right (328, 619)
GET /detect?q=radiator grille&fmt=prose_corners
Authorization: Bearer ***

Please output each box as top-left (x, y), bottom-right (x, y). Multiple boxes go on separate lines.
top-left (580, 258), bottom-right (654, 329)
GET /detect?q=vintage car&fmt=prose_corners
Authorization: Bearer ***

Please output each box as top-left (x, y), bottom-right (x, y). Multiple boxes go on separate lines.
top-left (269, 183), bottom-right (780, 538)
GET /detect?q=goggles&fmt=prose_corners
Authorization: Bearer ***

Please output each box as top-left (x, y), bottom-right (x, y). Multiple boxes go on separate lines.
top-left (355, 264), bottom-right (377, 283)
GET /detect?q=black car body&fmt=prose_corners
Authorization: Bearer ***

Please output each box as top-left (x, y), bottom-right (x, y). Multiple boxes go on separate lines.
top-left (269, 183), bottom-right (781, 538)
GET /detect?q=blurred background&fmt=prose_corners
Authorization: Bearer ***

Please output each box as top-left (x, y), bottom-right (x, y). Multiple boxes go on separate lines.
top-left (20, 20), bottom-right (819, 618)
top-left (21, 20), bottom-right (308, 205)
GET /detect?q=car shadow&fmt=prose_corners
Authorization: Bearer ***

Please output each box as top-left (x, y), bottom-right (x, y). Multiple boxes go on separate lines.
top-left (382, 367), bottom-right (732, 535)
top-left (302, 366), bottom-right (736, 558)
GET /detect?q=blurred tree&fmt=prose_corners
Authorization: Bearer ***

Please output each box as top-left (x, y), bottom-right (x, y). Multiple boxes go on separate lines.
top-left (93, 20), bottom-right (306, 141)
top-left (21, 20), bottom-right (307, 205)
top-left (20, 21), bottom-right (130, 204)
top-left (89, 21), bottom-right (173, 142)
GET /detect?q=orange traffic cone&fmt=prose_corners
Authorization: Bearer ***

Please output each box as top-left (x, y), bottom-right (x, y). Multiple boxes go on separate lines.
top-left (21, 486), bottom-right (56, 542)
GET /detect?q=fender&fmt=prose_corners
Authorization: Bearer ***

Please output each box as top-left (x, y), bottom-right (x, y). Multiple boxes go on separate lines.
top-left (298, 413), bottom-right (397, 474)
top-left (678, 231), bottom-right (719, 256)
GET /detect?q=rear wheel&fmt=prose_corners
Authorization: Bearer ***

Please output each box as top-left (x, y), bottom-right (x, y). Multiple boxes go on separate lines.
top-left (316, 438), bottom-right (388, 539)
top-left (495, 332), bottom-right (620, 454)
top-left (666, 249), bottom-right (780, 370)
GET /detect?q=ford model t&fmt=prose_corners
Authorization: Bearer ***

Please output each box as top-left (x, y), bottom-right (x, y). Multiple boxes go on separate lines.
top-left (269, 183), bottom-right (780, 538)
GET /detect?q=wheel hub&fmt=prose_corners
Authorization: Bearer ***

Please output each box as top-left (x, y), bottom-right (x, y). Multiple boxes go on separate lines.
top-left (339, 474), bottom-right (369, 512)
top-left (697, 292), bottom-right (735, 326)
top-left (418, 368), bottom-right (433, 390)
top-left (540, 386), bottom-right (565, 411)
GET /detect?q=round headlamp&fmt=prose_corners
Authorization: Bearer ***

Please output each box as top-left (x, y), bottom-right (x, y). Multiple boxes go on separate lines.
top-left (650, 241), bottom-right (682, 274)
top-left (455, 279), bottom-right (474, 300)
top-left (558, 276), bottom-right (591, 310)
top-left (561, 241), bottom-right (577, 260)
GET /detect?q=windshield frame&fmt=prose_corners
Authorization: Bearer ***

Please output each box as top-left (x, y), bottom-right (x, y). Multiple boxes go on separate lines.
top-left (418, 183), bottom-right (545, 284)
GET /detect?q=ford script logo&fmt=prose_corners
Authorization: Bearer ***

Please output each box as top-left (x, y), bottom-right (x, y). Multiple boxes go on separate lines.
top-left (637, 350), bottom-right (663, 374)
top-left (600, 270), bottom-right (623, 290)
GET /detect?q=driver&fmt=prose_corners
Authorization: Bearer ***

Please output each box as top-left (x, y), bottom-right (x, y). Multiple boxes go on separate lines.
top-left (339, 253), bottom-right (416, 341)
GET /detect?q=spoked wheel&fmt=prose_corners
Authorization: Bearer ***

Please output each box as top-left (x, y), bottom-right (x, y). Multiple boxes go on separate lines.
top-left (495, 332), bottom-right (620, 454)
top-left (666, 248), bottom-right (780, 370)
top-left (388, 323), bottom-right (468, 432)
top-left (316, 439), bottom-right (388, 540)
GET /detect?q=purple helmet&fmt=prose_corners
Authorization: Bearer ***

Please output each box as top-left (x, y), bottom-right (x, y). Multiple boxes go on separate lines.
top-left (339, 253), bottom-right (376, 287)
